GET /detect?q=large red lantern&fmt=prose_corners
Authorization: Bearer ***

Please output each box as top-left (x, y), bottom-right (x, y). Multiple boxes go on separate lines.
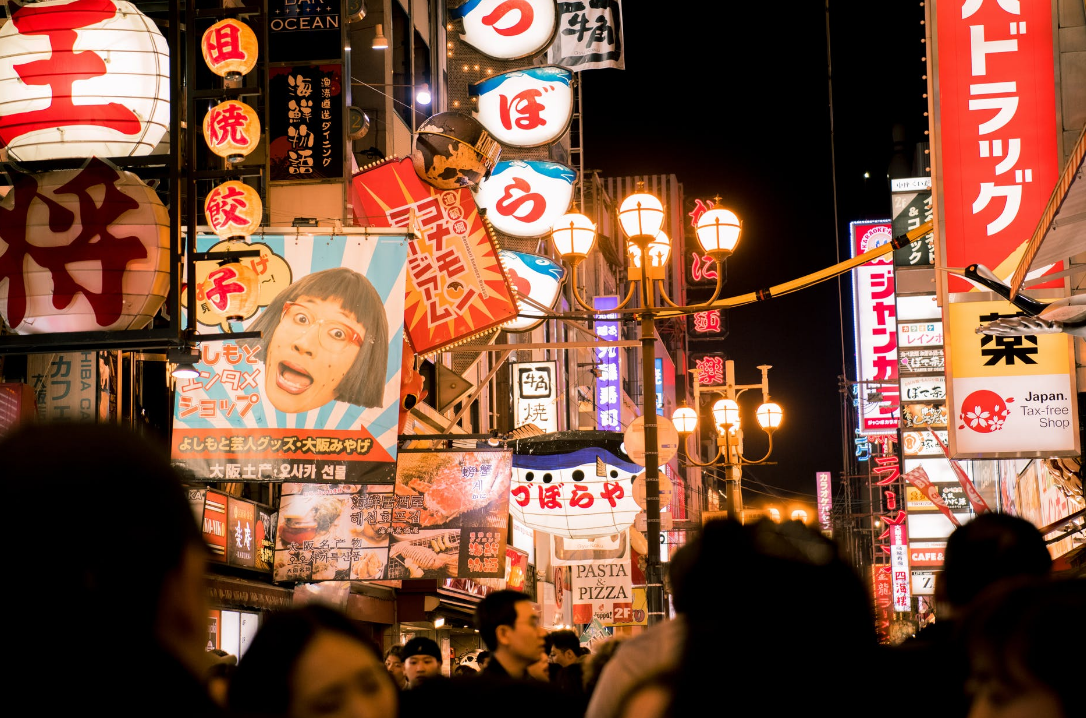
top-left (201, 18), bottom-right (258, 80)
top-left (196, 259), bottom-right (260, 322)
top-left (203, 100), bottom-right (260, 163)
top-left (0, 0), bottom-right (171, 162)
top-left (0, 157), bottom-right (170, 334)
top-left (204, 181), bottom-right (262, 239)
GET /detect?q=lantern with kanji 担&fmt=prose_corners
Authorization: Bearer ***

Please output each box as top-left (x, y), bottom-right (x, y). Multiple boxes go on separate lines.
top-left (0, 157), bottom-right (170, 334)
top-left (203, 100), bottom-right (260, 163)
top-left (201, 18), bottom-right (258, 80)
top-left (204, 181), bottom-right (262, 239)
top-left (0, 0), bottom-right (171, 162)
top-left (195, 259), bottom-right (260, 322)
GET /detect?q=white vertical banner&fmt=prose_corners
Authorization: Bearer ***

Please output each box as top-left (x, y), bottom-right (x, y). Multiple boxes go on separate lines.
top-left (512, 361), bottom-right (559, 433)
top-left (889, 521), bottom-right (911, 612)
top-left (547, 0), bottom-right (625, 71)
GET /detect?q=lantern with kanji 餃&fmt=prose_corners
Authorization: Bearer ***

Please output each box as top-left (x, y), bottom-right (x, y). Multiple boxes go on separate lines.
top-left (203, 100), bottom-right (260, 163)
top-left (0, 157), bottom-right (170, 334)
top-left (201, 18), bottom-right (258, 80)
top-left (204, 181), bottom-right (263, 239)
top-left (195, 259), bottom-right (260, 323)
top-left (0, 0), bottom-right (171, 163)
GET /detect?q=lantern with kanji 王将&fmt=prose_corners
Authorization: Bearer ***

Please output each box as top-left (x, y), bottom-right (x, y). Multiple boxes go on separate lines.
top-left (0, 157), bottom-right (171, 334)
top-left (203, 100), bottom-right (260, 163)
top-left (0, 0), bottom-right (171, 163)
top-left (201, 18), bottom-right (258, 80)
top-left (204, 181), bottom-right (263, 239)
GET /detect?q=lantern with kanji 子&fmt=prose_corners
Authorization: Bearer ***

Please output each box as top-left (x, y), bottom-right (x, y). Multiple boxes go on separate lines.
top-left (0, 0), bottom-right (171, 163)
top-left (196, 259), bottom-right (260, 322)
top-left (204, 181), bottom-right (263, 239)
top-left (0, 157), bottom-right (170, 334)
top-left (203, 100), bottom-right (260, 163)
top-left (201, 18), bottom-right (258, 80)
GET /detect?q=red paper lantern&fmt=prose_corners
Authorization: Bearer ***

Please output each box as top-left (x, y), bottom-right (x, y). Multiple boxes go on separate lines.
top-left (201, 18), bottom-right (258, 80)
top-left (197, 260), bottom-right (260, 322)
top-left (204, 181), bottom-right (262, 239)
top-left (203, 100), bottom-right (260, 163)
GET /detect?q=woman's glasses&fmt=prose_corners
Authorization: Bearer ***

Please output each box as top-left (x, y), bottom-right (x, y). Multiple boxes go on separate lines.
top-left (280, 301), bottom-right (365, 353)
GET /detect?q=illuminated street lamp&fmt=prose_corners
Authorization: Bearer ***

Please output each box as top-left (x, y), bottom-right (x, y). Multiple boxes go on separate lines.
top-left (549, 183), bottom-right (739, 626)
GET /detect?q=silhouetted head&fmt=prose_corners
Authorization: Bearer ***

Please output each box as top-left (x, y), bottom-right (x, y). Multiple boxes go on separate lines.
top-left (943, 512), bottom-right (1051, 611)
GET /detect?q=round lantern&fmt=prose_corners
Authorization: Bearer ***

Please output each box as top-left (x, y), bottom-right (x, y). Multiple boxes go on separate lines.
top-left (204, 181), bottom-right (263, 239)
top-left (0, 158), bottom-right (170, 334)
top-left (198, 259), bottom-right (260, 322)
top-left (203, 100), bottom-right (260, 163)
top-left (0, 0), bottom-right (171, 162)
top-left (201, 18), bottom-right (258, 80)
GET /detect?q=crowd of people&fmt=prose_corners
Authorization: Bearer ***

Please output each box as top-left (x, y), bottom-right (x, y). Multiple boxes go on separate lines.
top-left (8, 421), bottom-right (1082, 718)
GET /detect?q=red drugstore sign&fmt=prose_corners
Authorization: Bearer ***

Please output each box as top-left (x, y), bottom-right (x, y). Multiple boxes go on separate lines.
top-left (934, 0), bottom-right (1059, 290)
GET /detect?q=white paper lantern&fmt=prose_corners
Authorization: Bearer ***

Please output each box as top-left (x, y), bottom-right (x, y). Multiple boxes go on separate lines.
top-left (0, 0), bottom-right (171, 162)
top-left (0, 158), bottom-right (171, 334)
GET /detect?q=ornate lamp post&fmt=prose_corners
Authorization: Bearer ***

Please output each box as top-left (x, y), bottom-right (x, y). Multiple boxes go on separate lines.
top-left (672, 361), bottom-right (783, 522)
top-left (548, 187), bottom-right (739, 625)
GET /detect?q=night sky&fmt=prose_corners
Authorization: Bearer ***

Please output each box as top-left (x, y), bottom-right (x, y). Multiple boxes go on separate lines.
top-left (580, 2), bottom-right (928, 501)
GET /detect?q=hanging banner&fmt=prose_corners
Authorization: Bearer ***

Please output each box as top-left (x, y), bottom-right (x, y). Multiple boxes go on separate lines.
top-left (891, 178), bottom-right (934, 267)
top-left (571, 554), bottom-right (632, 626)
top-left (351, 158), bottom-right (519, 355)
top-left (550, 533), bottom-right (628, 566)
top-left (815, 471), bottom-right (832, 536)
top-left (927, 428), bottom-right (991, 514)
top-left (171, 233), bottom-right (408, 483)
top-left (267, 0), bottom-right (343, 63)
top-left (902, 465), bottom-right (961, 528)
top-left (851, 220), bottom-right (899, 435)
top-left (269, 65), bottom-right (344, 181)
top-left (547, 0), bottom-right (625, 71)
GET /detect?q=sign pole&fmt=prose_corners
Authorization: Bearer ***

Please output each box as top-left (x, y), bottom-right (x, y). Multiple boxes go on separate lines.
top-left (641, 311), bottom-right (665, 625)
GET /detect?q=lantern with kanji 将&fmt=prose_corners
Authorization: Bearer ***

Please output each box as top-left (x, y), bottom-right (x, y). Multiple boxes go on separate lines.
top-left (203, 100), bottom-right (260, 163)
top-left (204, 181), bottom-right (262, 239)
top-left (0, 158), bottom-right (170, 334)
top-left (201, 18), bottom-right (258, 80)
top-left (0, 0), bottom-right (171, 163)
top-left (196, 259), bottom-right (260, 322)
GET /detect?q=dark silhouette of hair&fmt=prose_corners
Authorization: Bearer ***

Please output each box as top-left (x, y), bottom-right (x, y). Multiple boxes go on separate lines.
top-left (959, 577), bottom-right (1084, 717)
top-left (453, 665), bottom-right (477, 677)
top-left (385, 645), bottom-right (404, 661)
top-left (402, 636), bottom-right (442, 663)
top-left (474, 589), bottom-right (533, 652)
top-left (243, 267), bottom-right (389, 408)
top-left (228, 604), bottom-right (384, 717)
top-left (548, 629), bottom-right (580, 655)
top-left (943, 512), bottom-right (1052, 609)
top-left (477, 650), bottom-right (489, 664)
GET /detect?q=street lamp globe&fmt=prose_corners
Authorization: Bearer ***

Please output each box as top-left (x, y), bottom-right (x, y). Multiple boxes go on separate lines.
top-left (618, 190), bottom-right (664, 245)
top-left (628, 231), bottom-right (671, 268)
top-left (672, 407), bottom-right (698, 433)
top-left (550, 212), bottom-right (597, 262)
top-left (756, 402), bottom-right (783, 431)
top-left (712, 398), bottom-right (740, 429)
top-left (695, 207), bottom-right (742, 260)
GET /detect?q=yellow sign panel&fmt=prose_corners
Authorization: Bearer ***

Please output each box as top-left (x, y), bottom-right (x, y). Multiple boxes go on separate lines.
top-left (948, 300), bottom-right (1070, 378)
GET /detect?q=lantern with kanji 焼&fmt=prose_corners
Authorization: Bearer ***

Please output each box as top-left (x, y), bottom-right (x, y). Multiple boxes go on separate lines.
top-left (204, 181), bottom-right (262, 239)
top-left (203, 100), bottom-right (260, 163)
top-left (0, 158), bottom-right (170, 334)
top-left (0, 0), bottom-right (171, 163)
top-left (201, 18), bottom-right (258, 80)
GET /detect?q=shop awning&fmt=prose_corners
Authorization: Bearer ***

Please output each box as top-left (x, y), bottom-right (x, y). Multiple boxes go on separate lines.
top-left (1009, 123), bottom-right (1086, 297)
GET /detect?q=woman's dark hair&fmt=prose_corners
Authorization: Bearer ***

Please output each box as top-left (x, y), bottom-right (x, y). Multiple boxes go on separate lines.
top-left (228, 604), bottom-right (384, 717)
top-left (243, 267), bottom-right (389, 408)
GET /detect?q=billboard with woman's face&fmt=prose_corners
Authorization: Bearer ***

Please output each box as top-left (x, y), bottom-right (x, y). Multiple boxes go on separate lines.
top-left (172, 233), bottom-right (409, 483)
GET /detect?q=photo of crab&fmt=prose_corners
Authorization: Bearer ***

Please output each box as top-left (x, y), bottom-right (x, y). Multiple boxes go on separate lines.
top-left (393, 450), bottom-right (512, 530)
top-left (386, 529), bottom-right (462, 579)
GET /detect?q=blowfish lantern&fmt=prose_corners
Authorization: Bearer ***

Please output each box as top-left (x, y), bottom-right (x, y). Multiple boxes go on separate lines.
top-left (0, 0), bottom-right (171, 162)
top-left (201, 18), bottom-right (258, 80)
top-left (470, 66), bottom-right (573, 148)
top-left (498, 250), bottom-right (565, 333)
top-left (203, 100), bottom-right (261, 163)
top-left (0, 158), bottom-right (171, 334)
top-left (449, 0), bottom-right (557, 61)
top-left (473, 160), bottom-right (575, 238)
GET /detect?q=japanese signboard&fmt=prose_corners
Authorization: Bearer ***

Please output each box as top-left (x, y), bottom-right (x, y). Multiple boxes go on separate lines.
top-left (690, 310), bottom-right (723, 336)
top-left (593, 296), bottom-right (621, 430)
top-left (902, 465), bottom-right (961, 529)
top-left (891, 178), bottom-right (934, 267)
top-left (908, 541), bottom-right (946, 568)
top-left (872, 565), bottom-right (893, 643)
top-left (851, 220), bottom-right (899, 435)
top-left (946, 299), bottom-right (1077, 456)
top-left (452, 0), bottom-right (558, 60)
top-left (267, 0), bottom-right (342, 63)
top-left (171, 232), bottom-right (407, 483)
top-left (550, 533), bottom-right (628, 565)
top-left (932, 0), bottom-right (1060, 292)
top-left (571, 538), bottom-right (632, 626)
top-left (510, 432), bottom-right (642, 538)
top-left (352, 158), bottom-right (519, 355)
top-left (27, 352), bottom-right (96, 421)
top-left (889, 514), bottom-right (911, 612)
top-left (513, 361), bottom-right (559, 433)
top-left (692, 354), bottom-right (725, 387)
top-left (899, 348), bottom-right (945, 376)
top-left (203, 490), bottom-right (229, 564)
top-left (269, 65), bottom-right (343, 181)
top-left (548, 0), bottom-right (625, 71)
top-left (901, 376), bottom-right (946, 403)
top-left (470, 66), bottom-right (573, 147)
top-left (898, 321), bottom-right (943, 349)
top-left (903, 429), bottom-right (950, 457)
top-left (498, 250), bottom-right (566, 333)
top-left (273, 450), bottom-right (511, 583)
top-left (816, 471), bottom-right (832, 535)
top-left (473, 161), bottom-right (575, 237)
top-left (506, 547), bottom-right (530, 591)
top-left (227, 497), bottom-right (257, 568)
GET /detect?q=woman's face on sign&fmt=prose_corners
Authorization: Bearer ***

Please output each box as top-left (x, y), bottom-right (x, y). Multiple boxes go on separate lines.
top-left (265, 296), bottom-right (365, 414)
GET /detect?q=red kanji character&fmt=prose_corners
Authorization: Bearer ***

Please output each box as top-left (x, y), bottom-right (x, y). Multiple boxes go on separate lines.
top-left (0, 159), bottom-right (144, 328)
top-left (538, 485), bottom-right (562, 509)
top-left (511, 485), bottom-right (530, 507)
top-left (0, 0), bottom-right (141, 145)
top-left (499, 89), bottom-right (547, 131)
top-left (482, 0), bottom-right (534, 36)
top-left (205, 266), bottom-right (246, 312)
top-left (454, 286), bottom-right (479, 312)
top-left (207, 104), bottom-right (253, 148)
top-left (570, 485), bottom-right (594, 508)
top-left (202, 22), bottom-right (246, 66)
top-left (206, 185), bottom-right (251, 230)
top-left (600, 481), bottom-right (624, 508)
top-left (873, 456), bottom-right (900, 486)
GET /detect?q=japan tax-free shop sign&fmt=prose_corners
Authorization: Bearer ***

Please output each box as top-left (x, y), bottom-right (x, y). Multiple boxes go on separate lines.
top-left (171, 233), bottom-right (408, 482)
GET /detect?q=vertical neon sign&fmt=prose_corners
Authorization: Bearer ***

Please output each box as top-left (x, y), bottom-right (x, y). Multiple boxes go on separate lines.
top-left (594, 296), bottom-right (620, 430)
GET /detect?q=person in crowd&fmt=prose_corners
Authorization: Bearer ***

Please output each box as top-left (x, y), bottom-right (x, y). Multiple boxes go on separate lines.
top-left (548, 629), bottom-right (587, 709)
top-left (227, 604), bottom-right (397, 718)
top-left (526, 652), bottom-right (551, 682)
top-left (474, 589), bottom-right (548, 680)
top-left (582, 636), bottom-right (626, 700)
top-left (5, 421), bottom-right (222, 718)
top-left (958, 577), bottom-right (1084, 718)
top-left (401, 637), bottom-right (444, 688)
top-left (888, 512), bottom-right (1054, 718)
top-left (453, 664), bottom-right (478, 677)
top-left (205, 650), bottom-right (238, 708)
top-left (476, 650), bottom-right (490, 671)
top-left (383, 645), bottom-right (407, 689)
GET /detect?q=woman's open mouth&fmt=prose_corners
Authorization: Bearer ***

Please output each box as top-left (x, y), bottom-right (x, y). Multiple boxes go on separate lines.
top-left (276, 361), bottom-right (314, 394)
